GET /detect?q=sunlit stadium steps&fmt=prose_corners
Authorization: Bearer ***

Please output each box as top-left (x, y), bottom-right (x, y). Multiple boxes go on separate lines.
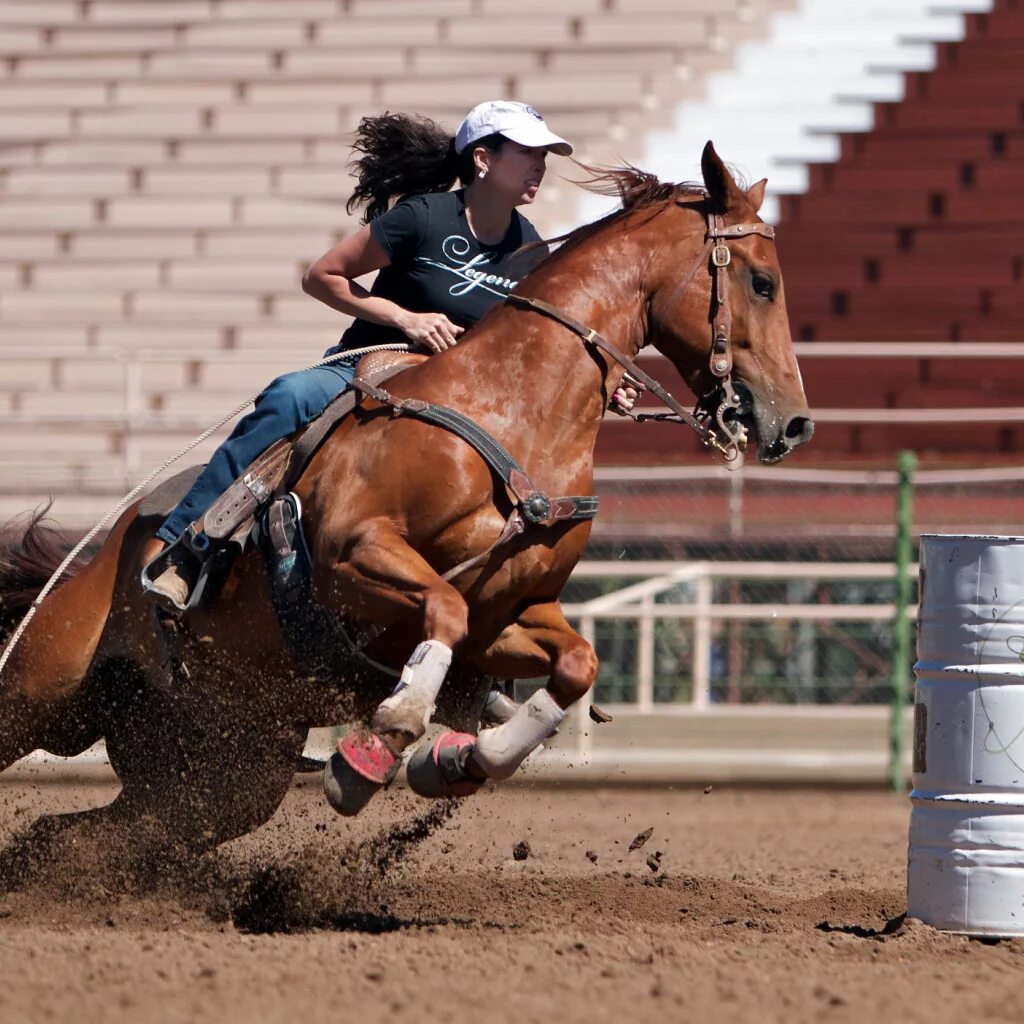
top-left (0, 8), bottom-right (761, 64)
top-left (0, 1), bottom-right (770, 52)
top-left (0, 259), bottom-right (307, 291)
top-left (0, 291), bottom-right (282, 323)
top-left (0, 12), bottom-right (794, 266)
top-left (610, 0), bottom-right (994, 228)
top-left (0, 323), bottom-right (345, 356)
top-left (0, 0), bottom-right (791, 187)
top-left (771, 1), bottom-right (1024, 342)
top-left (0, 194), bottom-right (356, 229)
top-left (0, 227), bottom-right (346, 262)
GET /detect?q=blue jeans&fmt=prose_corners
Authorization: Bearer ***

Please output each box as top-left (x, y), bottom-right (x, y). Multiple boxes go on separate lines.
top-left (156, 360), bottom-right (357, 544)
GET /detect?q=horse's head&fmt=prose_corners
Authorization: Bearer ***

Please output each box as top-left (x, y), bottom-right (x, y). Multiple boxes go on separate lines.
top-left (647, 142), bottom-right (813, 464)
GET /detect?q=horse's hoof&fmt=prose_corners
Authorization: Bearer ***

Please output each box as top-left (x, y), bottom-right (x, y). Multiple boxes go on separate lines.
top-left (406, 731), bottom-right (483, 799)
top-left (323, 751), bottom-right (382, 817)
top-left (337, 729), bottom-right (399, 784)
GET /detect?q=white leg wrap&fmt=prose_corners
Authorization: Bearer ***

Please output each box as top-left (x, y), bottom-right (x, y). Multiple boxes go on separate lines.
top-left (472, 688), bottom-right (566, 781)
top-left (371, 640), bottom-right (452, 740)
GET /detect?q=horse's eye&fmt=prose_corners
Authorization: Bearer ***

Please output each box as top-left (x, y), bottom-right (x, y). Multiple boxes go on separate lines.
top-left (752, 273), bottom-right (775, 299)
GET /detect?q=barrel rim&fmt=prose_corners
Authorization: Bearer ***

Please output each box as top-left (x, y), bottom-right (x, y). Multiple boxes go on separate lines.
top-left (921, 533), bottom-right (1024, 542)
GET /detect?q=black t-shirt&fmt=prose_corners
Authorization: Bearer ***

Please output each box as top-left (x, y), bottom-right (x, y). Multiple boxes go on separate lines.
top-left (329, 189), bottom-right (544, 353)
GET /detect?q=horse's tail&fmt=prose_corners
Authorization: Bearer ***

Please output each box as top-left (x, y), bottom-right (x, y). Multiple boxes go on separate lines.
top-left (0, 504), bottom-right (85, 647)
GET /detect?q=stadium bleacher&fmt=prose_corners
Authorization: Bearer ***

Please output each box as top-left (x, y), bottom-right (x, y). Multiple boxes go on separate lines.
top-left (1, 0), bottom-right (1020, 532)
top-left (779, 1), bottom-right (1023, 346)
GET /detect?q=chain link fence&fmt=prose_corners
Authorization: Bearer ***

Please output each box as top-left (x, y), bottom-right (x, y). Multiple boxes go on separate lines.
top-left (563, 464), bottom-right (1024, 706)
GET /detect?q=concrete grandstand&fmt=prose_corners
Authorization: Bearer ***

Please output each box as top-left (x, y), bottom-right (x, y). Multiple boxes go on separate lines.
top-left (0, 0), bottom-right (1019, 537)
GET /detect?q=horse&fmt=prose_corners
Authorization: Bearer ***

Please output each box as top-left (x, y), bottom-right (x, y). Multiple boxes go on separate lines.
top-left (0, 143), bottom-right (812, 862)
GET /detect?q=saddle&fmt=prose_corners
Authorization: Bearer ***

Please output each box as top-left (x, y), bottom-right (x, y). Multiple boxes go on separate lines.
top-left (193, 353), bottom-right (423, 548)
top-left (140, 355), bottom-right (419, 541)
top-left (138, 354), bottom-right (419, 613)
top-left (141, 345), bottom-right (600, 614)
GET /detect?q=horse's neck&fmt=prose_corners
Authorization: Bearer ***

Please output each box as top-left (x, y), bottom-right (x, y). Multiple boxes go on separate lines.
top-left (459, 238), bottom-right (648, 460)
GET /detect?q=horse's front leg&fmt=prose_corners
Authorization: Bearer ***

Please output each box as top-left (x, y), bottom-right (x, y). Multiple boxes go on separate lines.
top-left (407, 600), bottom-right (598, 797)
top-left (314, 519), bottom-right (471, 814)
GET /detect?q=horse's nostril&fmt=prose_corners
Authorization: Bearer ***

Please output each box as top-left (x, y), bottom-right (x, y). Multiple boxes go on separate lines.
top-left (784, 415), bottom-right (814, 446)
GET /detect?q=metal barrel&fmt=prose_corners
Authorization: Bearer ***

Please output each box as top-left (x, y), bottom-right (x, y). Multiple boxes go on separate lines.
top-left (908, 534), bottom-right (1024, 936)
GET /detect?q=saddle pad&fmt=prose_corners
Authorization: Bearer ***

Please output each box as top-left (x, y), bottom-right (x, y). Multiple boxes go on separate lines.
top-left (138, 464), bottom-right (204, 518)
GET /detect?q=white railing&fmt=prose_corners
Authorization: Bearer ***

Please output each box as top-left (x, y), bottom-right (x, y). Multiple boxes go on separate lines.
top-left (563, 560), bottom-right (915, 755)
top-left (5, 342), bottom-right (1024, 497)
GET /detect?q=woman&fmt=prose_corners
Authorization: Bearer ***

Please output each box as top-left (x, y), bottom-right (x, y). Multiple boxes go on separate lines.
top-left (147, 100), bottom-right (630, 612)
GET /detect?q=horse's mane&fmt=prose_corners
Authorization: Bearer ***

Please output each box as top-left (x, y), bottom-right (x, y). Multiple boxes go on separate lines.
top-left (519, 164), bottom-right (708, 272)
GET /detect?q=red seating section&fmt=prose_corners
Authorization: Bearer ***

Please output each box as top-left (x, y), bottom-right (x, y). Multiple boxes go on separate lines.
top-left (781, 0), bottom-right (1024, 348)
top-left (594, 0), bottom-right (1024, 467)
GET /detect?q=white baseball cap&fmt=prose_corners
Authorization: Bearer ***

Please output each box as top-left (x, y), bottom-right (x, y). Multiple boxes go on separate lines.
top-left (455, 100), bottom-right (573, 156)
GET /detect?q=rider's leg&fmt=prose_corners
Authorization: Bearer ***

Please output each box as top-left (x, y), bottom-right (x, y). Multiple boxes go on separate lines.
top-left (149, 363), bottom-right (354, 609)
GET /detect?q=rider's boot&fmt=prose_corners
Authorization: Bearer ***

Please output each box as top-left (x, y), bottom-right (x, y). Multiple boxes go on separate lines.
top-left (406, 687), bottom-right (566, 798)
top-left (146, 540), bottom-right (207, 615)
top-left (324, 639), bottom-right (452, 817)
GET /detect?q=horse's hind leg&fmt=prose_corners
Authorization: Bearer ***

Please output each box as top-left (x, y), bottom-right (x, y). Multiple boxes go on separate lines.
top-left (0, 743), bottom-right (299, 893)
top-left (0, 507), bottom-right (134, 772)
top-left (314, 520), bottom-right (470, 813)
top-left (0, 707), bottom-right (308, 890)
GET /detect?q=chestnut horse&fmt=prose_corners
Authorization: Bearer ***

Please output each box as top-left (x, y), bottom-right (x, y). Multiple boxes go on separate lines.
top-left (0, 144), bottom-right (812, 858)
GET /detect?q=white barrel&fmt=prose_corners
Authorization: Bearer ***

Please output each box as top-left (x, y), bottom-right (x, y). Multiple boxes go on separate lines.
top-left (908, 534), bottom-right (1024, 936)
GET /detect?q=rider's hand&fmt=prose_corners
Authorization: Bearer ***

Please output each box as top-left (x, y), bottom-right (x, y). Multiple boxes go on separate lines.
top-left (396, 311), bottom-right (465, 353)
top-left (610, 384), bottom-right (639, 416)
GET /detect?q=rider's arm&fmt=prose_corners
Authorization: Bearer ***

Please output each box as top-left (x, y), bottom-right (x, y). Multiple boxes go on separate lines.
top-left (302, 226), bottom-right (462, 351)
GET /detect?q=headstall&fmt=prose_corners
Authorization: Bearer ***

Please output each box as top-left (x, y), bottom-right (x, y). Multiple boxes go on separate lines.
top-left (506, 206), bottom-right (776, 465)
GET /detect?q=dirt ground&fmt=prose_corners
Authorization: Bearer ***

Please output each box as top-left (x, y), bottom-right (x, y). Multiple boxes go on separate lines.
top-left (0, 779), bottom-right (1020, 1024)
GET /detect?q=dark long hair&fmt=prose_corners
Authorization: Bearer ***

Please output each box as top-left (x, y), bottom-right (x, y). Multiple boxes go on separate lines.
top-left (346, 112), bottom-right (506, 223)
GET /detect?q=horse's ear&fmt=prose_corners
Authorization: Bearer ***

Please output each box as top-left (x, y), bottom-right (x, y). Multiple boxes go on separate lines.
top-left (746, 178), bottom-right (768, 213)
top-left (701, 140), bottom-right (746, 214)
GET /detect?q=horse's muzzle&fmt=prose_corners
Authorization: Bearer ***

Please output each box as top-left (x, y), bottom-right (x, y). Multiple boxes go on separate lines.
top-left (758, 412), bottom-right (815, 463)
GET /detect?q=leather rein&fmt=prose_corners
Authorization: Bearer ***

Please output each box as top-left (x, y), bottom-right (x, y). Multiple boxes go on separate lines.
top-left (506, 209), bottom-right (776, 465)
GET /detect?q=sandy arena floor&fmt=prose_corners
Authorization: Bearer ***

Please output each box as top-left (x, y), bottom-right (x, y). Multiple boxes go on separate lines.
top-left (0, 779), bottom-right (1021, 1024)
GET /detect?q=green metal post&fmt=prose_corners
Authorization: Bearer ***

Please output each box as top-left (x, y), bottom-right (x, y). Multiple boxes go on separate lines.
top-left (890, 450), bottom-right (917, 792)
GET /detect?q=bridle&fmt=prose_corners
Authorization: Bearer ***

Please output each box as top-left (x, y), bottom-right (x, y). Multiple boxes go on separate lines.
top-left (506, 204), bottom-right (776, 464)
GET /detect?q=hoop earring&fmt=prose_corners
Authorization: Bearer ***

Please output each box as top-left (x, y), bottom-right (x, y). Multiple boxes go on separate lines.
top-left (478, 169), bottom-right (487, 180)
